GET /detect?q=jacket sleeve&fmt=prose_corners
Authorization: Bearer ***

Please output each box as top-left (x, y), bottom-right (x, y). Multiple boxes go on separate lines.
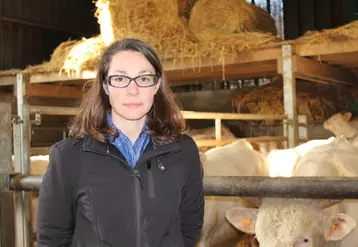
top-left (180, 136), bottom-right (205, 247)
top-left (37, 144), bottom-right (76, 247)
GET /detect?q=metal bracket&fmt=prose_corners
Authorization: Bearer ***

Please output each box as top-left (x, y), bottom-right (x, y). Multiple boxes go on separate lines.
top-left (12, 113), bottom-right (41, 126)
top-left (34, 113), bottom-right (41, 125)
top-left (11, 116), bottom-right (23, 125)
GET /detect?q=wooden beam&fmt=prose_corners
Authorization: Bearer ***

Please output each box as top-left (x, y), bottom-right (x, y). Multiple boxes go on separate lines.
top-left (167, 61), bottom-right (278, 84)
top-left (23, 83), bottom-right (86, 99)
top-left (0, 76), bottom-right (16, 86)
top-left (29, 71), bottom-right (96, 84)
top-left (27, 105), bottom-right (287, 120)
top-left (0, 46), bottom-right (281, 85)
top-left (163, 46), bottom-right (281, 72)
top-left (182, 111), bottom-right (286, 121)
top-left (294, 39), bottom-right (358, 57)
top-left (195, 136), bottom-right (288, 148)
top-left (312, 51), bottom-right (358, 63)
top-left (278, 55), bottom-right (357, 85)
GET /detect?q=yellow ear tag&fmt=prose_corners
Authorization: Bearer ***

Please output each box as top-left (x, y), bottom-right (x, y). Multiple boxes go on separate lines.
top-left (242, 216), bottom-right (253, 231)
top-left (325, 224), bottom-right (337, 238)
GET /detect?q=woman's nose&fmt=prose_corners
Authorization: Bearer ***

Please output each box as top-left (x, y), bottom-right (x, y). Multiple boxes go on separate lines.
top-left (126, 80), bottom-right (139, 95)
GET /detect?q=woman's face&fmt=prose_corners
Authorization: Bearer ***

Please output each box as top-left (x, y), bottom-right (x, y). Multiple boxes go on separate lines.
top-left (106, 50), bottom-right (161, 122)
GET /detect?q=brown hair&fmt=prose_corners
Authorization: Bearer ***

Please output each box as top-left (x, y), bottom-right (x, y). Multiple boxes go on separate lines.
top-left (69, 38), bottom-right (185, 144)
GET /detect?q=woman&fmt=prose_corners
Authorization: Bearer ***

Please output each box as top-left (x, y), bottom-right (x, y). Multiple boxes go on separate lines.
top-left (37, 38), bottom-right (204, 247)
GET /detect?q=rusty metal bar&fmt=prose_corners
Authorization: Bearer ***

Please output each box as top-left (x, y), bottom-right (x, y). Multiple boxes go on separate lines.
top-left (203, 176), bottom-right (358, 199)
top-left (7, 175), bottom-right (358, 200)
top-left (9, 175), bottom-right (43, 192)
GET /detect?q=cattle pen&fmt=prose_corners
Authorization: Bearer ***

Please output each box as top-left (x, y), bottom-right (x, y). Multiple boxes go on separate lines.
top-left (2, 0), bottom-right (358, 246)
top-left (1, 38), bottom-right (358, 246)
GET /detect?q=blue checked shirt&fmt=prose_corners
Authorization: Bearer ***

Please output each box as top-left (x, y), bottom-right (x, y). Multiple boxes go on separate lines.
top-left (106, 113), bottom-right (150, 168)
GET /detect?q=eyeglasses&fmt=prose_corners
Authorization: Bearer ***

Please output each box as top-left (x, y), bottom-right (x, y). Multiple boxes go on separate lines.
top-left (107, 74), bottom-right (159, 88)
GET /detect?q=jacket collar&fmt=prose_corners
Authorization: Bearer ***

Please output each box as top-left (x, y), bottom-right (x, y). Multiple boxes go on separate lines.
top-left (82, 136), bottom-right (181, 165)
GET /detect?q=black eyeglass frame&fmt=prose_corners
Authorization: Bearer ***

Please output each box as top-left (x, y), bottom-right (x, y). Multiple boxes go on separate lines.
top-left (106, 74), bottom-right (160, 88)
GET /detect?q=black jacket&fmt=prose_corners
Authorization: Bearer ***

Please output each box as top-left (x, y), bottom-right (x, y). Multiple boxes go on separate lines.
top-left (37, 134), bottom-right (204, 247)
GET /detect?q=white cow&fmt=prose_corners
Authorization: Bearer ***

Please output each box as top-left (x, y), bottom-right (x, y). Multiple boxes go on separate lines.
top-left (323, 112), bottom-right (358, 147)
top-left (197, 139), bottom-right (269, 247)
top-left (225, 137), bottom-right (358, 247)
top-left (266, 137), bottom-right (334, 177)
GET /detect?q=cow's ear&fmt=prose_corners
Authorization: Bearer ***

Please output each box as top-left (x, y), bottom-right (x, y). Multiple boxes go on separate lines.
top-left (226, 207), bottom-right (258, 234)
top-left (324, 213), bottom-right (356, 241)
top-left (343, 112), bottom-right (352, 121)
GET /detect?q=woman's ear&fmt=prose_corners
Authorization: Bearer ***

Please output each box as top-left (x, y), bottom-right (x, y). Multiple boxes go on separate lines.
top-left (103, 84), bottom-right (109, 95)
top-left (154, 77), bottom-right (161, 94)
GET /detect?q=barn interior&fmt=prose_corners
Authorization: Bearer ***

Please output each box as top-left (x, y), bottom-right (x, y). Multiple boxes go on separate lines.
top-left (1, 0), bottom-right (358, 246)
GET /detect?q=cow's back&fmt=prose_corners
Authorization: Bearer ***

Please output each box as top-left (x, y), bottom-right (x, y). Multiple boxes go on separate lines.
top-left (204, 139), bottom-right (269, 177)
top-left (293, 137), bottom-right (358, 177)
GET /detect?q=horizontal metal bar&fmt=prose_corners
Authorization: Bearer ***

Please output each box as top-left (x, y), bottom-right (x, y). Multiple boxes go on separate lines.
top-left (7, 175), bottom-right (358, 200)
top-left (9, 175), bottom-right (43, 192)
top-left (203, 176), bottom-right (358, 199)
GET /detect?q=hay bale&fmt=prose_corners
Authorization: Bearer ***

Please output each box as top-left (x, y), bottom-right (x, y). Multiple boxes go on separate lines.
top-left (232, 81), bottom-right (339, 124)
top-left (106, 0), bottom-right (199, 61)
top-left (61, 36), bottom-right (107, 75)
top-left (295, 20), bottom-right (358, 45)
top-left (188, 0), bottom-right (279, 57)
top-left (189, 0), bottom-right (277, 36)
top-left (10, 0), bottom-right (281, 76)
top-left (26, 36), bottom-right (106, 75)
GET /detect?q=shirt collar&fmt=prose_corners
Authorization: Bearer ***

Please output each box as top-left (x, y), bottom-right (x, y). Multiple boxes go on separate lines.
top-left (106, 112), bottom-right (149, 142)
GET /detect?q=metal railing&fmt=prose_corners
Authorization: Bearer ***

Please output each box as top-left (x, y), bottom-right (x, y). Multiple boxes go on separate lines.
top-left (6, 174), bottom-right (358, 200)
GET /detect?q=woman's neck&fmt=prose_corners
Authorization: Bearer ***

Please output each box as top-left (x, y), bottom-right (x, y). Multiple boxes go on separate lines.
top-left (111, 110), bottom-right (146, 144)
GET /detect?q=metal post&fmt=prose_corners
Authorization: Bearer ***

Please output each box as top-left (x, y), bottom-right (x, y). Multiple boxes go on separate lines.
top-left (13, 73), bottom-right (32, 247)
top-left (0, 102), bottom-right (15, 247)
top-left (298, 115), bottom-right (308, 143)
top-left (215, 118), bottom-right (221, 147)
top-left (282, 44), bottom-right (298, 148)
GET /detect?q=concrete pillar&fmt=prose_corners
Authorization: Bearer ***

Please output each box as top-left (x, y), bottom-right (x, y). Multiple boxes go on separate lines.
top-left (0, 102), bottom-right (15, 247)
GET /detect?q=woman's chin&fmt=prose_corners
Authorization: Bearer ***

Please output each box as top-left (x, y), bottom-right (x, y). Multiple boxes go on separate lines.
top-left (121, 113), bottom-right (147, 122)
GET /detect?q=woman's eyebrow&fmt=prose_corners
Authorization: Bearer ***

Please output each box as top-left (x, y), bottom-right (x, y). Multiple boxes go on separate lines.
top-left (138, 70), bottom-right (155, 74)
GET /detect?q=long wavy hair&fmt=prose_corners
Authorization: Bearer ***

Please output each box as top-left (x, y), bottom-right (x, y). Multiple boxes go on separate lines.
top-left (69, 38), bottom-right (185, 144)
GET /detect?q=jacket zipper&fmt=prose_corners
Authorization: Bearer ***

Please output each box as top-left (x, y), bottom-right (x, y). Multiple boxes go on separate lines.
top-left (147, 160), bottom-right (155, 199)
top-left (133, 169), bottom-right (142, 247)
top-left (83, 143), bottom-right (181, 247)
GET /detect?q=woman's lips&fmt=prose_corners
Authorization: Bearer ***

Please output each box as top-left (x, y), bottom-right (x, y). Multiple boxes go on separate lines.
top-left (124, 103), bottom-right (142, 108)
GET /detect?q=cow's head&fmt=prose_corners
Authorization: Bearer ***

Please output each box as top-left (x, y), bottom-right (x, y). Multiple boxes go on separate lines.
top-left (226, 198), bottom-right (356, 247)
top-left (323, 112), bottom-right (357, 139)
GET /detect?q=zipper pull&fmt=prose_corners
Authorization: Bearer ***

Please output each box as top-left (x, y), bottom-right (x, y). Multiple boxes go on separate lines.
top-left (133, 169), bottom-right (144, 190)
top-left (157, 158), bottom-right (165, 171)
top-left (147, 160), bottom-right (152, 170)
top-left (106, 146), bottom-right (110, 154)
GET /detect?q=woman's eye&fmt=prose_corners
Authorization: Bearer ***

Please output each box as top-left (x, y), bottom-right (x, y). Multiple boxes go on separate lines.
top-left (114, 77), bottom-right (124, 82)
